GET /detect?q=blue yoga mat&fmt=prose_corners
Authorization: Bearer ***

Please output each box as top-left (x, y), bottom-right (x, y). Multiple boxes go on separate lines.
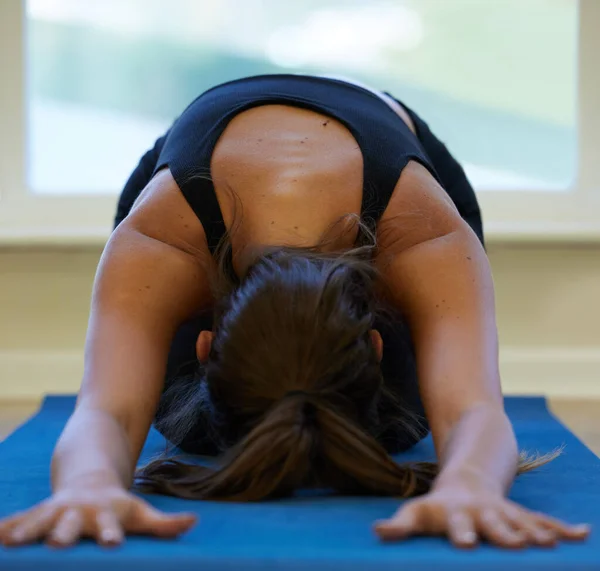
top-left (1, 396), bottom-right (599, 570)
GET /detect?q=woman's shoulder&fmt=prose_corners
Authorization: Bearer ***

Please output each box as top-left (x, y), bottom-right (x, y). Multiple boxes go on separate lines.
top-left (120, 168), bottom-right (215, 264)
top-left (376, 161), bottom-right (466, 254)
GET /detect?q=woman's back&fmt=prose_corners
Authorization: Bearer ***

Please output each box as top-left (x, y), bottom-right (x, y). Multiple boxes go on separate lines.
top-left (133, 74), bottom-right (441, 273)
top-left (210, 103), bottom-right (364, 260)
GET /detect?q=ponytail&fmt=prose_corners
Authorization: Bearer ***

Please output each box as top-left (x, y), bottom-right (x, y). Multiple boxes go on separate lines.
top-left (135, 393), bottom-right (438, 501)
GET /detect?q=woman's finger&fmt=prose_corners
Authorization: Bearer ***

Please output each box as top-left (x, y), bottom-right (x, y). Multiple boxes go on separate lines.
top-left (0, 506), bottom-right (50, 546)
top-left (0, 510), bottom-right (32, 543)
top-left (477, 509), bottom-right (527, 549)
top-left (47, 509), bottom-right (84, 548)
top-left (502, 509), bottom-right (557, 547)
top-left (127, 503), bottom-right (197, 538)
top-left (373, 502), bottom-right (423, 541)
top-left (0, 519), bottom-right (25, 545)
top-left (6, 506), bottom-right (61, 546)
top-left (531, 512), bottom-right (590, 540)
top-left (95, 510), bottom-right (124, 547)
top-left (447, 510), bottom-right (478, 549)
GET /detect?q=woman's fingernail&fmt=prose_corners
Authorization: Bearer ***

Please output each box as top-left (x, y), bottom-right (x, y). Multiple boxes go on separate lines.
top-left (101, 531), bottom-right (118, 543)
top-left (462, 532), bottom-right (477, 543)
top-left (574, 524), bottom-right (590, 533)
top-left (10, 530), bottom-right (25, 542)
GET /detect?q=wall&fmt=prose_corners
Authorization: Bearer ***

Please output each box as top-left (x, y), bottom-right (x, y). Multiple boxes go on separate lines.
top-left (0, 244), bottom-right (598, 399)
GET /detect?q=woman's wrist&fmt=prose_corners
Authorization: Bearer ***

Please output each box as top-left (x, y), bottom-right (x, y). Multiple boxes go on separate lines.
top-left (52, 469), bottom-right (128, 493)
top-left (432, 464), bottom-right (508, 496)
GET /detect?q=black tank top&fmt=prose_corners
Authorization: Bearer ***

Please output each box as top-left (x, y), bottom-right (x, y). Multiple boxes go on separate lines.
top-left (152, 74), bottom-right (442, 253)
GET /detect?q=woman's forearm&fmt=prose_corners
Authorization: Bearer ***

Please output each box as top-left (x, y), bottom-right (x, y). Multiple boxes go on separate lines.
top-left (51, 408), bottom-right (135, 492)
top-left (432, 403), bottom-right (519, 495)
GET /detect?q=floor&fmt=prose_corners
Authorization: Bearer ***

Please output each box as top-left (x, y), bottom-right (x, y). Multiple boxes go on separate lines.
top-left (1, 398), bottom-right (599, 456)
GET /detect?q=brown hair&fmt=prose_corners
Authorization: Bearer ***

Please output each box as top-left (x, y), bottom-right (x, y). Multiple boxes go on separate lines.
top-left (134, 217), bottom-right (557, 501)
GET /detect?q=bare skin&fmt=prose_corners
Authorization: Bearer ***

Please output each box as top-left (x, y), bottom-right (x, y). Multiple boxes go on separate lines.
top-left (0, 78), bottom-right (590, 549)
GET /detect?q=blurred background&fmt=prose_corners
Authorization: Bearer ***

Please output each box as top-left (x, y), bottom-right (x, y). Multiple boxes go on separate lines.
top-left (28, 0), bottom-right (576, 193)
top-left (0, 0), bottom-right (598, 406)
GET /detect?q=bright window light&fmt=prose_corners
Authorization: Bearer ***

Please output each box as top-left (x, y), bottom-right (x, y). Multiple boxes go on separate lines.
top-left (26, 0), bottom-right (577, 194)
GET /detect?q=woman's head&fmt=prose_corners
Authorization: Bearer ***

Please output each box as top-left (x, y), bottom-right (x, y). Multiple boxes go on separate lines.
top-left (136, 241), bottom-right (438, 500)
top-left (197, 248), bottom-right (384, 447)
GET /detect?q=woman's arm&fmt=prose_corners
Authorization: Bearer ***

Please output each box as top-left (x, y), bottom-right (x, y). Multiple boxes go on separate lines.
top-left (0, 171), bottom-right (214, 547)
top-left (378, 227), bottom-right (517, 493)
top-left (374, 162), bottom-right (589, 547)
top-left (58, 171), bottom-right (214, 489)
top-left (376, 161), bottom-right (510, 489)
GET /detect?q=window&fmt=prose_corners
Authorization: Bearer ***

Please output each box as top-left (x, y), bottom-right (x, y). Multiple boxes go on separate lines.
top-left (0, 0), bottom-right (598, 243)
top-left (27, 0), bottom-right (577, 193)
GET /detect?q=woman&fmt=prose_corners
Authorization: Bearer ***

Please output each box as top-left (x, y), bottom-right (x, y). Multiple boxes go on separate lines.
top-left (0, 74), bottom-right (590, 550)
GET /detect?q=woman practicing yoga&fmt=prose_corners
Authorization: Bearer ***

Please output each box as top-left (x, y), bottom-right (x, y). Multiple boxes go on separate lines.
top-left (0, 74), bottom-right (590, 550)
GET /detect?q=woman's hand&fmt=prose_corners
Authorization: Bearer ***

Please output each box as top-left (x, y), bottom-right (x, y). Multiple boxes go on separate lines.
top-left (0, 485), bottom-right (197, 548)
top-left (373, 485), bottom-right (590, 549)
